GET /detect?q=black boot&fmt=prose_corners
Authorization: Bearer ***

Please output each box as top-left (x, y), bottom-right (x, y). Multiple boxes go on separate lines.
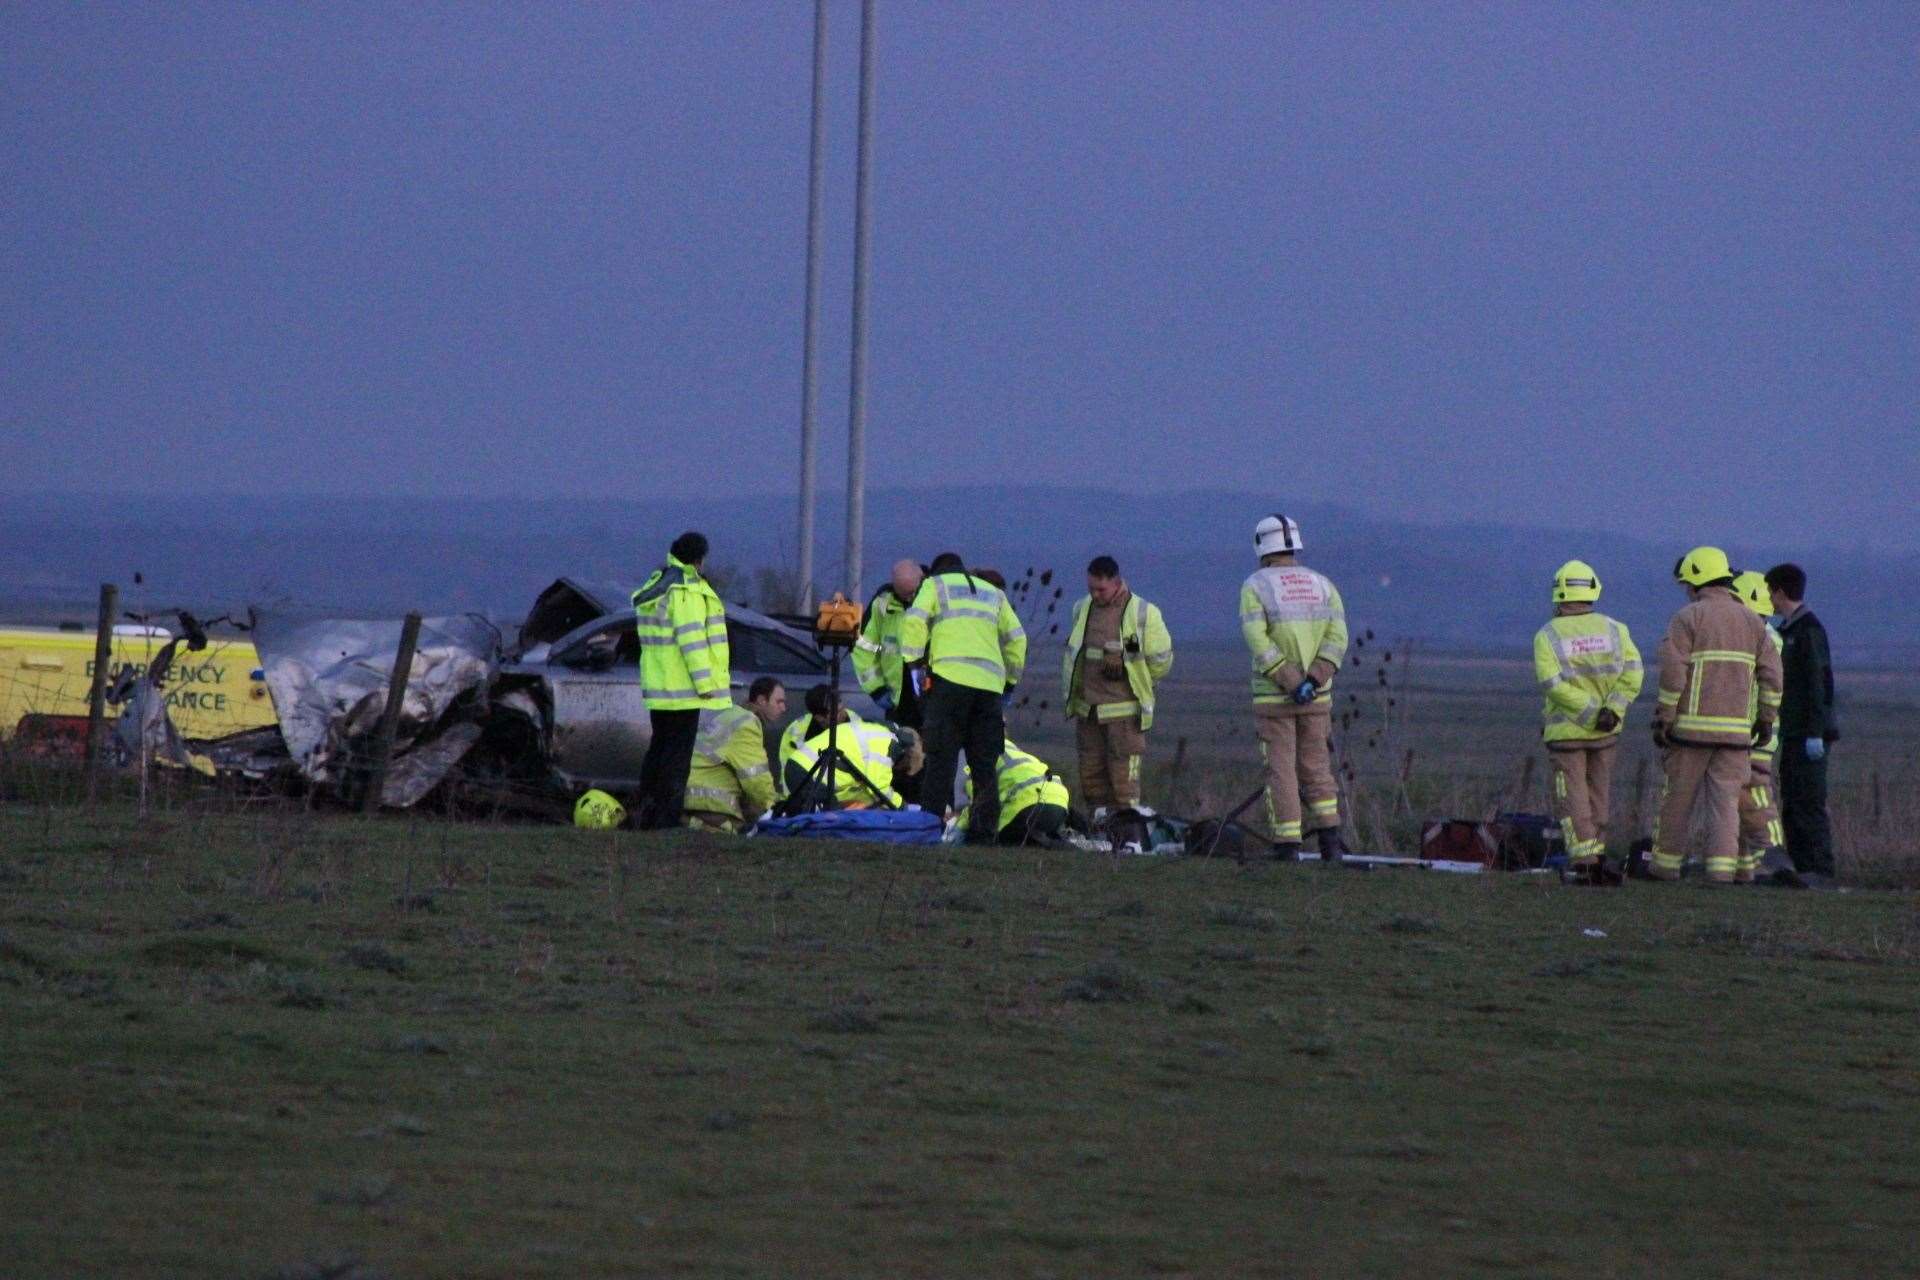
top-left (1316, 828), bottom-right (1350, 863)
top-left (1269, 841), bottom-right (1303, 862)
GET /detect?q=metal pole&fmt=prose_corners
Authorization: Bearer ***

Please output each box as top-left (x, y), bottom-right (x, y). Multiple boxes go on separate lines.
top-left (796, 0), bottom-right (828, 613)
top-left (363, 612), bottom-right (423, 815)
top-left (83, 582), bottom-right (119, 799)
top-left (843, 0), bottom-right (877, 597)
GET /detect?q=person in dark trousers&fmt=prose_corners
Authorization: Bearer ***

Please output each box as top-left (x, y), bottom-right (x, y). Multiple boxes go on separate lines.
top-left (898, 552), bottom-right (1028, 842)
top-left (1765, 562), bottom-right (1838, 878)
top-left (632, 531), bottom-right (730, 830)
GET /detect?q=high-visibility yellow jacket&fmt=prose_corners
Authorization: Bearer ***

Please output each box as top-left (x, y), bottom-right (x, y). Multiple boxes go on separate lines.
top-left (1239, 563), bottom-right (1347, 706)
top-left (1060, 593), bottom-right (1174, 729)
top-left (684, 705), bottom-right (775, 827)
top-left (898, 572), bottom-right (1026, 694)
top-left (776, 708), bottom-right (862, 795)
top-left (784, 719), bottom-right (900, 808)
top-left (964, 740), bottom-right (1070, 833)
top-left (1532, 609), bottom-right (1643, 744)
top-left (851, 587), bottom-right (912, 702)
top-left (1654, 586), bottom-right (1783, 747)
top-left (1748, 626), bottom-right (1784, 764)
top-left (633, 557), bottom-right (730, 711)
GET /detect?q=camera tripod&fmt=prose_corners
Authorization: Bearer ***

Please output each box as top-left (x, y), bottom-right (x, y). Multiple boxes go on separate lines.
top-left (776, 634), bottom-right (897, 817)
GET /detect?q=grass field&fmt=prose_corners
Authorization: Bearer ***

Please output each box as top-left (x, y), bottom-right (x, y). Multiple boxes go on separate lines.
top-left (4, 802), bottom-right (1919, 1278)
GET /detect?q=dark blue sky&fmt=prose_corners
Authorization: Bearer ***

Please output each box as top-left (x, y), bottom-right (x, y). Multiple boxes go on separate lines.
top-left (5, 3), bottom-right (1915, 549)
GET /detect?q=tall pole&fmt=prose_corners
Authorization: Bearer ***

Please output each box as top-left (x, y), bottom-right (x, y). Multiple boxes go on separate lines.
top-left (796, 0), bottom-right (828, 613)
top-left (843, 0), bottom-right (877, 597)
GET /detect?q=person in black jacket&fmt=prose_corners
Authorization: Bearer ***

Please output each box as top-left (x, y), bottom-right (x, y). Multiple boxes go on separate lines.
top-left (1765, 563), bottom-right (1838, 877)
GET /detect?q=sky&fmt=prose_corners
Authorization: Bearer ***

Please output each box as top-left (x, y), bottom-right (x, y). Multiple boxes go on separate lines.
top-left (4, 2), bottom-right (1916, 550)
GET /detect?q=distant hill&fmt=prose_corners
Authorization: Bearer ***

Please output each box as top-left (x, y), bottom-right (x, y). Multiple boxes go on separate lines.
top-left (1, 489), bottom-right (1915, 665)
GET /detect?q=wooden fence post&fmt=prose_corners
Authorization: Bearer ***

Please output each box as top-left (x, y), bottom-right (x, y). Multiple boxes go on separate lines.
top-left (83, 582), bottom-right (119, 800)
top-left (363, 612), bottom-right (423, 815)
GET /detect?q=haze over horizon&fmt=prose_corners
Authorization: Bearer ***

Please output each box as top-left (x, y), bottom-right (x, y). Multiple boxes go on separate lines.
top-left (6, 4), bottom-right (1917, 553)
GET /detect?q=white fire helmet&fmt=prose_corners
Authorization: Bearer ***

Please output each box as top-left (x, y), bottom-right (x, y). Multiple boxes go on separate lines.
top-left (1253, 514), bottom-right (1303, 558)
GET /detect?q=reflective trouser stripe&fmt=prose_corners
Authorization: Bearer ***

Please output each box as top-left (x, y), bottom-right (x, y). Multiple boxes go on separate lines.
top-left (1653, 745), bottom-right (1747, 880)
top-left (1257, 708), bottom-right (1336, 839)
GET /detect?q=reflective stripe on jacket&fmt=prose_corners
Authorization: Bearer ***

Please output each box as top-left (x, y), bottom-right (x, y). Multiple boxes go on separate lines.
top-left (633, 557), bottom-right (730, 711)
top-left (784, 720), bottom-right (900, 807)
top-left (1060, 593), bottom-right (1174, 729)
top-left (965, 739), bottom-right (1070, 833)
top-left (684, 705), bottom-right (775, 822)
top-left (898, 572), bottom-right (1027, 693)
top-left (1532, 610), bottom-right (1643, 744)
top-left (1654, 587), bottom-right (1783, 747)
top-left (1239, 564), bottom-right (1348, 704)
top-left (1748, 626), bottom-right (1784, 762)
top-left (776, 709), bottom-right (863, 796)
top-left (852, 588), bottom-right (910, 701)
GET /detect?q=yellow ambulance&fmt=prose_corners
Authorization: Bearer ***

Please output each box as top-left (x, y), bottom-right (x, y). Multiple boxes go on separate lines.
top-left (0, 623), bottom-right (275, 747)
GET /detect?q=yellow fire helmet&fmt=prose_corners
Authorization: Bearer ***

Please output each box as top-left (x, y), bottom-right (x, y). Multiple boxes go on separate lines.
top-left (1673, 545), bottom-right (1732, 587)
top-left (1552, 559), bottom-right (1602, 605)
top-left (1732, 570), bottom-right (1771, 617)
top-left (573, 789), bottom-right (627, 830)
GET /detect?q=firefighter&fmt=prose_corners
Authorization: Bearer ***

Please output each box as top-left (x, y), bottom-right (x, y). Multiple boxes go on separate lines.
top-left (1732, 571), bottom-right (1787, 882)
top-left (962, 739), bottom-right (1072, 847)
top-left (853, 559), bottom-right (927, 804)
top-left (1532, 560), bottom-right (1643, 877)
top-left (682, 685), bottom-right (785, 833)
top-left (1061, 555), bottom-right (1174, 816)
top-left (899, 552), bottom-right (1027, 840)
top-left (1649, 547), bottom-right (1783, 883)
top-left (1239, 515), bottom-right (1349, 861)
top-left (632, 531), bottom-right (731, 830)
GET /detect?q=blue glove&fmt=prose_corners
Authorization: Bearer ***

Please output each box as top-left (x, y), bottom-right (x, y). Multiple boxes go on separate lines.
top-left (1291, 679), bottom-right (1318, 705)
top-left (873, 691), bottom-right (894, 717)
top-left (1805, 738), bottom-right (1826, 762)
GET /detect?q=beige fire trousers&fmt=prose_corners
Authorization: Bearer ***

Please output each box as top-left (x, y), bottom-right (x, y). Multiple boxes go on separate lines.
top-left (1548, 742), bottom-right (1617, 865)
top-left (1652, 744), bottom-right (1749, 882)
top-left (1254, 703), bottom-right (1338, 843)
top-left (1075, 714), bottom-right (1146, 809)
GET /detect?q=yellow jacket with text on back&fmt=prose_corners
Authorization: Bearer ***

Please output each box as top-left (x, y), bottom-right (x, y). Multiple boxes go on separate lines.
top-left (1533, 610), bottom-right (1643, 745)
top-left (1239, 564), bottom-right (1347, 706)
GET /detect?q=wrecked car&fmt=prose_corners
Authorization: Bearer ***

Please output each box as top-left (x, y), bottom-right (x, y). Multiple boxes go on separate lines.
top-left (226, 578), bottom-right (875, 812)
top-left (495, 578), bottom-right (877, 794)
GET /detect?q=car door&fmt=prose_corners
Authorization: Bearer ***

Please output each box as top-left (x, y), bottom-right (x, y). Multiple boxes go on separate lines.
top-left (545, 616), bottom-right (651, 789)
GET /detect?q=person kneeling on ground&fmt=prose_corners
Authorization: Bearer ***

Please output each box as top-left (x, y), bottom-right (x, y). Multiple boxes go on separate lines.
top-left (682, 678), bottom-right (788, 833)
top-left (961, 739), bottom-right (1072, 847)
top-left (782, 683), bottom-right (922, 811)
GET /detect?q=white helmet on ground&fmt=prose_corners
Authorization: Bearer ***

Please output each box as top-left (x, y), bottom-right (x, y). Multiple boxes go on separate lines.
top-left (1253, 514), bottom-right (1303, 557)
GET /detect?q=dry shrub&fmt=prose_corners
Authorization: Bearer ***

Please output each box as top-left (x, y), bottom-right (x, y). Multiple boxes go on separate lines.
top-left (1832, 763), bottom-right (1920, 889)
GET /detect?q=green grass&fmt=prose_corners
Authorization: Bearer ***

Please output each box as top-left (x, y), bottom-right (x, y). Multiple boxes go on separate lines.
top-left (4, 806), bottom-right (1920, 1278)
